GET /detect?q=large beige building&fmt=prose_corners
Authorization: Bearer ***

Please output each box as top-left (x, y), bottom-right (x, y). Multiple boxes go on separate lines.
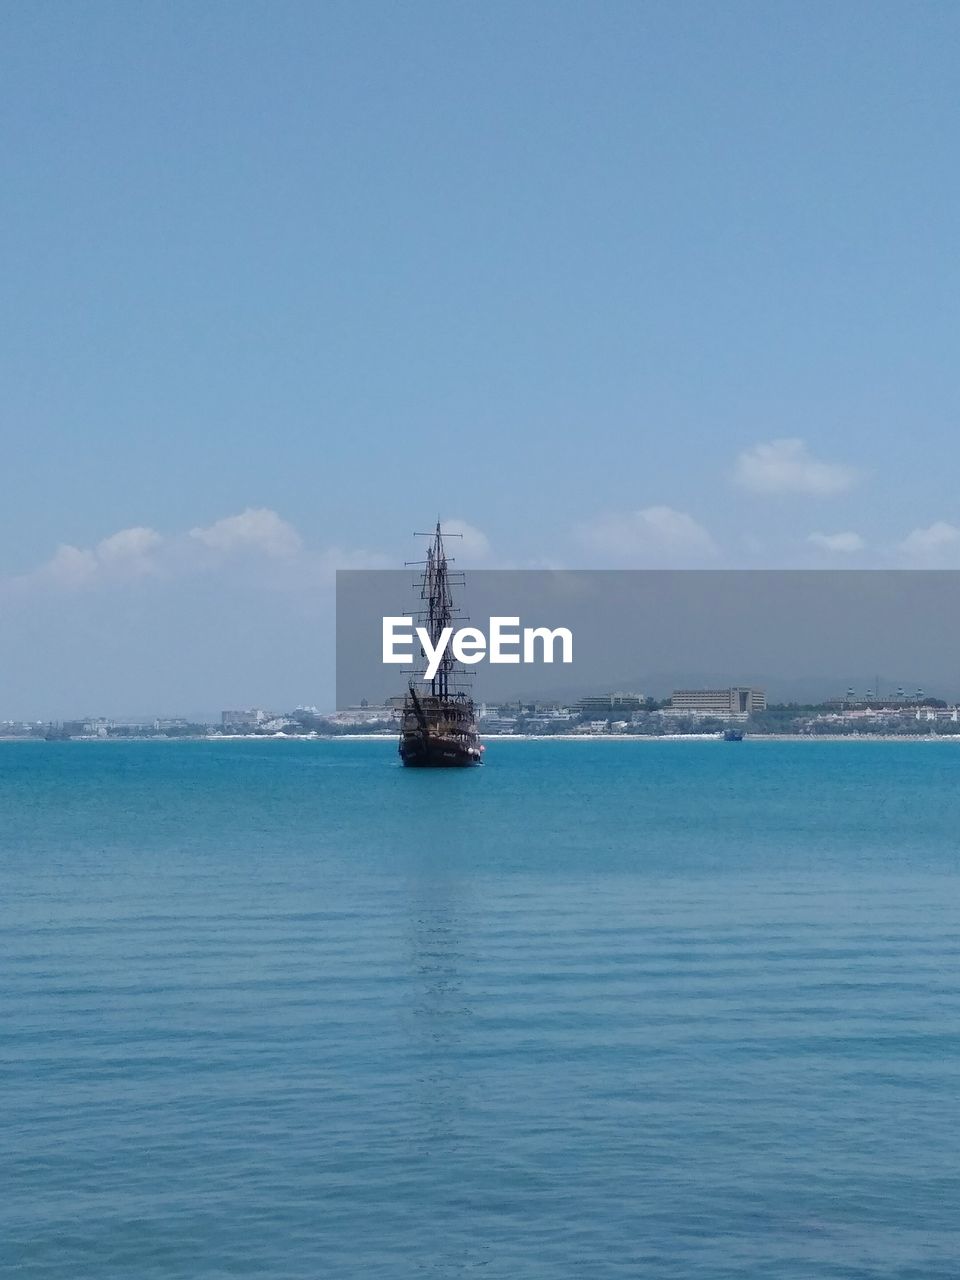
top-left (666, 687), bottom-right (766, 720)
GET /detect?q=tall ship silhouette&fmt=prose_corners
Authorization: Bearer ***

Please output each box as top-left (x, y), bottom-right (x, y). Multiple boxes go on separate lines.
top-left (399, 522), bottom-right (483, 768)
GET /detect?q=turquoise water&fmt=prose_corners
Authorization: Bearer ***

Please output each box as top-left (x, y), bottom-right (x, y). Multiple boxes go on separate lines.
top-left (2, 738), bottom-right (959, 1278)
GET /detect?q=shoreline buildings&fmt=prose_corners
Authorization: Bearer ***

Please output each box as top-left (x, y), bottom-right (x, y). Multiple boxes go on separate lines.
top-left (664, 687), bottom-right (767, 722)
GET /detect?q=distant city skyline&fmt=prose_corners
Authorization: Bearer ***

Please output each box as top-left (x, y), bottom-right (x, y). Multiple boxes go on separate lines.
top-left (3, 670), bottom-right (950, 727)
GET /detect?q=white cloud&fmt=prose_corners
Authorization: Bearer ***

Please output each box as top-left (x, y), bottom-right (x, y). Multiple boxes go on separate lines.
top-left (439, 517), bottom-right (490, 562)
top-left (41, 544), bottom-right (100, 589)
top-left (97, 526), bottom-right (162, 560)
top-left (807, 530), bottom-right (866, 553)
top-left (577, 506), bottom-right (718, 564)
top-left (96, 526), bottom-right (164, 574)
top-left (10, 510), bottom-right (308, 595)
top-left (733, 438), bottom-right (858, 496)
top-left (189, 508), bottom-right (302, 558)
top-left (897, 521), bottom-right (960, 561)
top-left (29, 526), bottom-right (163, 590)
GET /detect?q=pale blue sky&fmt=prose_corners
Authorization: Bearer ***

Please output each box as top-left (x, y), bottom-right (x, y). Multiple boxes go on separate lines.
top-left (2, 1), bottom-right (959, 714)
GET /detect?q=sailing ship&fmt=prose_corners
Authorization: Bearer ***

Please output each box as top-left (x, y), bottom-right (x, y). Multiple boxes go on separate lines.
top-left (399, 522), bottom-right (483, 768)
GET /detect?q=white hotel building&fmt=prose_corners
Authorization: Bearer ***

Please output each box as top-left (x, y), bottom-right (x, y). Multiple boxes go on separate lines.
top-left (663, 687), bottom-right (767, 721)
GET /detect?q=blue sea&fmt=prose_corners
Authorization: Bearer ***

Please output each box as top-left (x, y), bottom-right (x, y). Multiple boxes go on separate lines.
top-left (2, 738), bottom-right (959, 1278)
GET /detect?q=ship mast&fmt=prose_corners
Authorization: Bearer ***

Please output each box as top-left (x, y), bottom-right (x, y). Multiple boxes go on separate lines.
top-left (424, 523), bottom-right (454, 697)
top-left (407, 521), bottom-right (468, 700)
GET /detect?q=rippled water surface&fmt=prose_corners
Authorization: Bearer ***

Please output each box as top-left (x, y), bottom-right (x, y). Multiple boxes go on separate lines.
top-left (3, 738), bottom-right (960, 1278)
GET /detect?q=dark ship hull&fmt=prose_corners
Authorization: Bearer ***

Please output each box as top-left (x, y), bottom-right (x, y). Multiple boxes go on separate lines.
top-left (399, 733), bottom-right (482, 767)
top-left (399, 690), bottom-right (482, 768)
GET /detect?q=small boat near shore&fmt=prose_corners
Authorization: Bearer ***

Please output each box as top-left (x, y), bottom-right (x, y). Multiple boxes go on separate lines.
top-left (722, 728), bottom-right (744, 741)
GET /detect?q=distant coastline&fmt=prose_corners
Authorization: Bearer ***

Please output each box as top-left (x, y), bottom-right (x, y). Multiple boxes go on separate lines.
top-left (6, 732), bottom-right (960, 744)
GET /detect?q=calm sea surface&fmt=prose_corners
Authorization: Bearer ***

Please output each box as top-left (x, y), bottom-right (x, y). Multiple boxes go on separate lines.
top-left (2, 738), bottom-right (960, 1278)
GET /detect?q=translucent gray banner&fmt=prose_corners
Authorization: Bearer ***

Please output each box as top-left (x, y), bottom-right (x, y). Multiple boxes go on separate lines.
top-left (336, 570), bottom-right (960, 710)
